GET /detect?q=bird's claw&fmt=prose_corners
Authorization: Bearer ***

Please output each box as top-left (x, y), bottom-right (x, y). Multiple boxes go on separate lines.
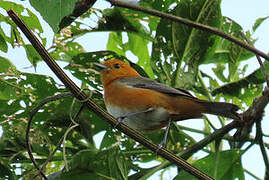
top-left (114, 116), bottom-right (126, 128)
top-left (156, 140), bottom-right (165, 152)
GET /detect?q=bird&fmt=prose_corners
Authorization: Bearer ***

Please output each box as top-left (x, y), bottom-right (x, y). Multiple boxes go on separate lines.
top-left (94, 59), bottom-right (240, 147)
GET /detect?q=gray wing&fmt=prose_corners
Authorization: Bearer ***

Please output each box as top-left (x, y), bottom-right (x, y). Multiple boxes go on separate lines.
top-left (118, 76), bottom-right (195, 98)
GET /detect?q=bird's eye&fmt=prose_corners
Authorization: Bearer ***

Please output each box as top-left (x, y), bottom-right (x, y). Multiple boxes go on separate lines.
top-left (114, 63), bottom-right (120, 69)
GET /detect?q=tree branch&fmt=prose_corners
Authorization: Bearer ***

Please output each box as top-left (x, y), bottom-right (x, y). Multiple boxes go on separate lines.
top-left (180, 121), bottom-right (242, 160)
top-left (233, 87), bottom-right (269, 148)
top-left (256, 120), bottom-right (269, 179)
top-left (107, 0), bottom-right (269, 62)
top-left (8, 9), bottom-right (213, 180)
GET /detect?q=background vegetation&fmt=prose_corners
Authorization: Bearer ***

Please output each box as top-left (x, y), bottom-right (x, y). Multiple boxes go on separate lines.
top-left (0, 0), bottom-right (268, 179)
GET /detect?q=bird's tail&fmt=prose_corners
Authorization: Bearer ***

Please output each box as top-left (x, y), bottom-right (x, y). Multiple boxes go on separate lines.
top-left (198, 101), bottom-right (240, 120)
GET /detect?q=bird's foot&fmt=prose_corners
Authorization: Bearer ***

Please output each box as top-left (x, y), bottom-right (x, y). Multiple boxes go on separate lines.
top-left (157, 140), bottom-right (165, 152)
top-left (114, 116), bottom-right (126, 128)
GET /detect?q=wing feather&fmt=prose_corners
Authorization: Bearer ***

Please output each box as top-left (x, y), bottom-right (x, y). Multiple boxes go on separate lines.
top-left (118, 76), bottom-right (195, 98)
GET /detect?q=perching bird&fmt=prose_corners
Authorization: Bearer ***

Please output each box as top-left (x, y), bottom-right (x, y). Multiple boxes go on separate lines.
top-left (94, 59), bottom-right (240, 147)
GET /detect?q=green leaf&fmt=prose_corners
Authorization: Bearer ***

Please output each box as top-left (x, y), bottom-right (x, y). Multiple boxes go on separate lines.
top-left (125, 33), bottom-right (153, 77)
top-left (100, 130), bottom-right (119, 150)
top-left (0, 26), bottom-right (11, 48)
top-left (0, 56), bottom-right (16, 73)
top-left (52, 148), bottom-right (130, 180)
top-left (172, 0), bottom-right (221, 67)
top-left (24, 44), bottom-right (42, 68)
top-left (174, 150), bottom-right (244, 180)
top-left (50, 41), bottom-right (85, 62)
top-left (0, 58), bottom-right (20, 101)
top-left (29, 0), bottom-right (80, 33)
top-left (209, 17), bottom-right (254, 64)
top-left (107, 32), bottom-right (126, 56)
top-left (0, 33), bottom-right (7, 53)
top-left (0, 78), bottom-right (18, 100)
top-left (151, 16), bottom-right (175, 85)
top-left (212, 64), bottom-right (228, 82)
top-left (212, 61), bottom-right (269, 104)
top-left (97, 7), bottom-right (157, 38)
top-left (0, 1), bottom-right (25, 14)
top-left (0, 1), bottom-right (45, 45)
top-left (253, 16), bottom-right (269, 32)
top-left (152, 0), bottom-right (221, 87)
top-left (0, 163), bottom-right (14, 180)
top-left (49, 170), bottom-right (104, 180)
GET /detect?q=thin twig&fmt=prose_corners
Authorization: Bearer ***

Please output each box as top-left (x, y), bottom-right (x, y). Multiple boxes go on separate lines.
top-left (63, 123), bottom-right (79, 171)
top-left (239, 31), bottom-right (269, 87)
top-left (8, 10), bottom-right (214, 180)
top-left (233, 87), bottom-right (269, 148)
top-left (256, 121), bottom-right (269, 178)
top-left (40, 134), bottom-right (65, 173)
top-left (26, 92), bottom-right (73, 179)
top-left (39, 95), bottom-right (87, 173)
top-left (63, 98), bottom-right (85, 171)
top-left (107, 0), bottom-right (269, 61)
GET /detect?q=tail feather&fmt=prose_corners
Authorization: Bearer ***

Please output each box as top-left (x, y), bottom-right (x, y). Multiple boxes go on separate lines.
top-left (199, 101), bottom-right (240, 120)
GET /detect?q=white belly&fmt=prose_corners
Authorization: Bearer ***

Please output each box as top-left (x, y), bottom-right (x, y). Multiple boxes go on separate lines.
top-left (106, 104), bottom-right (170, 132)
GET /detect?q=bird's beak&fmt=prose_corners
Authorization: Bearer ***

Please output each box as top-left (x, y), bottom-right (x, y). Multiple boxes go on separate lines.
top-left (94, 63), bottom-right (109, 70)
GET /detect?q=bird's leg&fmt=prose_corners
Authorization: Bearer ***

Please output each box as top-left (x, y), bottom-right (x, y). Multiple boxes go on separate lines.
top-left (158, 118), bottom-right (171, 150)
top-left (115, 107), bottom-right (154, 128)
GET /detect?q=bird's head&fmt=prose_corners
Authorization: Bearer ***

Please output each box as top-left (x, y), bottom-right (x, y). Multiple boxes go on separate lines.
top-left (94, 59), bottom-right (140, 87)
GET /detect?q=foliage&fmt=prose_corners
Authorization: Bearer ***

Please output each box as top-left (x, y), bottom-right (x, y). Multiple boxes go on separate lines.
top-left (0, 0), bottom-right (268, 179)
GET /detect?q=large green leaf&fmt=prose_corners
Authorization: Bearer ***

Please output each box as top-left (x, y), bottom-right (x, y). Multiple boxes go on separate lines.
top-left (29, 0), bottom-right (80, 33)
top-left (125, 33), bottom-right (153, 78)
top-left (151, 0), bottom-right (222, 88)
top-left (174, 150), bottom-right (244, 180)
top-left (172, 0), bottom-right (221, 67)
top-left (50, 148), bottom-right (130, 180)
